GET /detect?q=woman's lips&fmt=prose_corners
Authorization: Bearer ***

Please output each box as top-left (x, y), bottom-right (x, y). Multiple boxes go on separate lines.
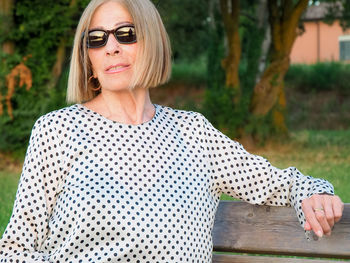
top-left (105, 64), bottom-right (130, 73)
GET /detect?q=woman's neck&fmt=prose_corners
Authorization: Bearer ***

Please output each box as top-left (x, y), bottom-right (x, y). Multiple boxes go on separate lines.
top-left (83, 88), bottom-right (155, 125)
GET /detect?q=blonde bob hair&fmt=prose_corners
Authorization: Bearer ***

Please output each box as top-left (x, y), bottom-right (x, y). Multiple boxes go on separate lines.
top-left (67, 0), bottom-right (171, 103)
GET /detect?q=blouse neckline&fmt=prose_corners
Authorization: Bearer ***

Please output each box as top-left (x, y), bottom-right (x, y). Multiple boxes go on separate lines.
top-left (76, 103), bottom-right (161, 128)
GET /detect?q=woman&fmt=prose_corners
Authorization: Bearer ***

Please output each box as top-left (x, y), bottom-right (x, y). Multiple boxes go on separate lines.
top-left (0, 0), bottom-right (344, 262)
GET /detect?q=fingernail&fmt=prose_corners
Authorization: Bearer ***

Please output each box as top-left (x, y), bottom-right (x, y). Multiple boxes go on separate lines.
top-left (317, 230), bottom-right (323, 238)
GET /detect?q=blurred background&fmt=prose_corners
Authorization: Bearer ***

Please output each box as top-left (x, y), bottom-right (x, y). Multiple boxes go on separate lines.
top-left (1, 0), bottom-right (350, 235)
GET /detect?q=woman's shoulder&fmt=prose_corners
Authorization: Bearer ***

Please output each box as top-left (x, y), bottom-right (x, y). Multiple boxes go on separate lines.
top-left (157, 104), bottom-right (207, 124)
top-left (32, 104), bottom-right (81, 129)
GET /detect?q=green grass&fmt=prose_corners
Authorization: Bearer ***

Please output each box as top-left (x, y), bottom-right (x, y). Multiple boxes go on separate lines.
top-left (274, 130), bottom-right (350, 201)
top-left (222, 130), bottom-right (350, 202)
top-left (0, 171), bottom-right (20, 237)
top-left (291, 129), bottom-right (350, 147)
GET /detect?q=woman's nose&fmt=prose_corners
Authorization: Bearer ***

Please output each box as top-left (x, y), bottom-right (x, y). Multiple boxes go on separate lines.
top-left (105, 34), bottom-right (120, 56)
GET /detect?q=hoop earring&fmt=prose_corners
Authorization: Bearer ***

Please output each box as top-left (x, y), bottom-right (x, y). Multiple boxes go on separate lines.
top-left (88, 76), bottom-right (101, 91)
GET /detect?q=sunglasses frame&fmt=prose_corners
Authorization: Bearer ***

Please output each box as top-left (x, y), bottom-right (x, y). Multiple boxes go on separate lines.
top-left (85, 25), bottom-right (137, 49)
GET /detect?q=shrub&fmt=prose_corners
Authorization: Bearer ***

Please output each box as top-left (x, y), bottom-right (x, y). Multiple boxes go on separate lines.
top-left (0, 0), bottom-right (85, 152)
top-left (170, 56), bottom-right (207, 86)
top-left (285, 62), bottom-right (350, 95)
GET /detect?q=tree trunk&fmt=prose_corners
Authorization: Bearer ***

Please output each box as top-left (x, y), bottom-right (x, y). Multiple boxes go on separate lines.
top-left (255, 0), bottom-right (270, 84)
top-left (0, 0), bottom-right (15, 54)
top-left (208, 0), bottom-right (218, 30)
top-left (220, 0), bottom-right (241, 102)
top-left (48, 38), bottom-right (67, 90)
top-left (47, 0), bottom-right (78, 90)
top-left (250, 0), bottom-right (308, 133)
top-left (0, 0), bottom-right (15, 116)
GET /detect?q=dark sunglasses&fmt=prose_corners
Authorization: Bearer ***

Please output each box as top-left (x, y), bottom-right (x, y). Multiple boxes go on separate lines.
top-left (86, 25), bottom-right (137, 48)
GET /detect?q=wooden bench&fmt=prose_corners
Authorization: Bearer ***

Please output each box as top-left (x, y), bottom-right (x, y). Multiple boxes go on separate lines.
top-left (212, 201), bottom-right (350, 262)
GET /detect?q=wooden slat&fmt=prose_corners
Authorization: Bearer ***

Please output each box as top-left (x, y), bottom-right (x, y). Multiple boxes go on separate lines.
top-left (213, 201), bottom-right (350, 259)
top-left (213, 254), bottom-right (350, 263)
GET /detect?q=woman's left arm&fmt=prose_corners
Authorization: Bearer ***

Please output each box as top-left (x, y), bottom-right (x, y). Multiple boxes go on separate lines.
top-left (196, 113), bottom-right (343, 237)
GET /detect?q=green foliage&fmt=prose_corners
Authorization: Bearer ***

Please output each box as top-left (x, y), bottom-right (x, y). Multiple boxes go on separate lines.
top-left (12, 0), bottom-right (84, 87)
top-left (155, 0), bottom-right (210, 61)
top-left (0, 1), bottom-right (87, 152)
top-left (239, 3), bottom-right (265, 92)
top-left (285, 62), bottom-right (350, 95)
top-left (202, 22), bottom-right (242, 138)
top-left (0, 87), bottom-right (42, 152)
top-left (315, 0), bottom-right (350, 30)
top-left (243, 113), bottom-right (276, 143)
top-left (202, 1), bottom-right (274, 140)
top-left (202, 19), bottom-right (252, 138)
top-left (0, 62), bottom-right (70, 152)
top-left (170, 56), bottom-right (207, 85)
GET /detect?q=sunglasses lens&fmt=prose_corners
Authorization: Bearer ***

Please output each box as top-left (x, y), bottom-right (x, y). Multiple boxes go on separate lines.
top-left (86, 26), bottom-right (136, 48)
top-left (88, 31), bottom-right (107, 48)
top-left (115, 26), bottom-right (136, 44)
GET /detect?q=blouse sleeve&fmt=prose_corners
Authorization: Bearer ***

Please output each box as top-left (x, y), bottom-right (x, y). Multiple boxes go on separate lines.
top-left (0, 115), bottom-right (63, 262)
top-left (198, 114), bottom-right (334, 228)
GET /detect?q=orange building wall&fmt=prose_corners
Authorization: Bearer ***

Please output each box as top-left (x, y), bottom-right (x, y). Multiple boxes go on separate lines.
top-left (290, 20), bottom-right (350, 64)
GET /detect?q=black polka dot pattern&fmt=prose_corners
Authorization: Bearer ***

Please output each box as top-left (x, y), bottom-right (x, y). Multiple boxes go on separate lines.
top-left (0, 104), bottom-right (334, 262)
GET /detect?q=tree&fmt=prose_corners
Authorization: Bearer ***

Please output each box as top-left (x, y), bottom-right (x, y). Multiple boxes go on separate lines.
top-left (318, 0), bottom-right (350, 30)
top-left (0, 0), bottom-right (89, 151)
top-left (220, 0), bottom-right (241, 101)
top-left (217, 0), bottom-right (350, 141)
top-left (217, 0), bottom-right (310, 140)
top-left (155, 0), bottom-right (210, 61)
top-left (250, 0), bottom-right (309, 135)
top-left (47, 0), bottom-right (79, 90)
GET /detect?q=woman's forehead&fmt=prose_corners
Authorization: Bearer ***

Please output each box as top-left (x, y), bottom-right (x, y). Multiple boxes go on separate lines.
top-left (90, 1), bottom-right (133, 29)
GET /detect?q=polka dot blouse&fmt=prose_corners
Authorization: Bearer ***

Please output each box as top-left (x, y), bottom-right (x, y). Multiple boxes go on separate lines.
top-left (0, 104), bottom-right (334, 262)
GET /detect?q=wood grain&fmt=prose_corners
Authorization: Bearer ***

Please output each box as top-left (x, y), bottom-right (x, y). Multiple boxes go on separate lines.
top-left (212, 201), bottom-right (350, 259)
